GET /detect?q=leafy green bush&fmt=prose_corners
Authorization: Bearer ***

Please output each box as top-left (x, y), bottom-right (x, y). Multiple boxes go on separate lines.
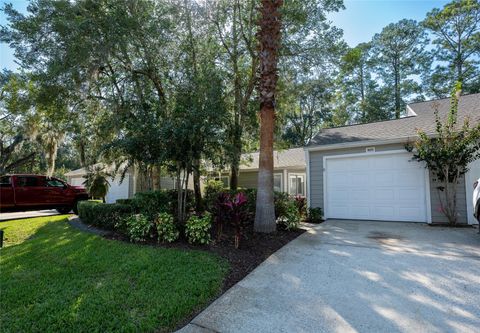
top-left (274, 191), bottom-right (291, 219)
top-left (116, 198), bottom-right (134, 205)
top-left (204, 179), bottom-right (226, 211)
top-left (307, 207), bottom-right (323, 224)
top-left (155, 213), bottom-right (179, 243)
top-left (277, 201), bottom-right (301, 230)
top-left (78, 201), bottom-right (132, 230)
top-left (185, 213), bottom-right (212, 245)
top-left (294, 195), bottom-right (307, 218)
top-left (132, 190), bottom-right (171, 218)
top-left (124, 214), bottom-right (153, 242)
top-left (166, 189), bottom-right (195, 217)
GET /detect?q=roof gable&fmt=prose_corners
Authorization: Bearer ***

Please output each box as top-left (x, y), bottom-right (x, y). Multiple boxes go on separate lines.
top-left (308, 93), bottom-right (480, 147)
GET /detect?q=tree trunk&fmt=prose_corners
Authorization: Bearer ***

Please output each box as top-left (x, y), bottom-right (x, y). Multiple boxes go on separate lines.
top-left (394, 61), bottom-right (401, 119)
top-left (254, 105), bottom-right (276, 233)
top-left (193, 158), bottom-right (203, 212)
top-left (254, 0), bottom-right (282, 233)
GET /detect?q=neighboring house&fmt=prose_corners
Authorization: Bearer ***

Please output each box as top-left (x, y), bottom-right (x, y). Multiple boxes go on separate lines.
top-left (65, 164), bottom-right (181, 204)
top-left (213, 148), bottom-right (307, 196)
top-left (305, 93), bottom-right (480, 224)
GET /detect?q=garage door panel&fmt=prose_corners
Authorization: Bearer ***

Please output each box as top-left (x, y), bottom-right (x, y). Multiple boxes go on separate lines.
top-left (350, 206), bottom-right (370, 218)
top-left (373, 156), bottom-right (394, 169)
top-left (372, 206), bottom-right (396, 219)
top-left (329, 190), bottom-right (349, 201)
top-left (351, 172), bottom-right (370, 186)
top-left (398, 207), bottom-right (424, 219)
top-left (374, 172), bottom-right (394, 186)
top-left (373, 188), bottom-right (395, 201)
top-left (350, 189), bottom-right (370, 201)
top-left (329, 174), bottom-right (350, 186)
top-left (329, 205), bottom-right (350, 218)
top-left (325, 152), bottom-right (427, 223)
top-left (398, 188), bottom-right (423, 201)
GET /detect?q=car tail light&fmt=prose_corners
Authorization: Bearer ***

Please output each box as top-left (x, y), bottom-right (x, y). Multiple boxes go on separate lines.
top-left (474, 181), bottom-right (479, 189)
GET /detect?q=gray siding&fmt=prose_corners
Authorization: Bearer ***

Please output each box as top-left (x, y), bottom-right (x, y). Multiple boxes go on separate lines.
top-left (429, 171), bottom-right (467, 224)
top-left (238, 171), bottom-right (259, 188)
top-left (308, 143), bottom-right (469, 223)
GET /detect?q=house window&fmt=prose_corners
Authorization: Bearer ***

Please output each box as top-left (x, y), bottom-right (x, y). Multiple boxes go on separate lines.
top-left (288, 174), bottom-right (305, 196)
top-left (273, 173), bottom-right (283, 192)
top-left (214, 176), bottom-right (229, 188)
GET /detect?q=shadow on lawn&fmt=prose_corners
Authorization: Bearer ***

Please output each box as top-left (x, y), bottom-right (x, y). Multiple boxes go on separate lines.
top-left (0, 218), bottom-right (227, 333)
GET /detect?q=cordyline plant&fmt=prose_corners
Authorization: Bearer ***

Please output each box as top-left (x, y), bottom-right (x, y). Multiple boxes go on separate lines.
top-left (215, 192), bottom-right (250, 249)
top-left (406, 83), bottom-right (480, 224)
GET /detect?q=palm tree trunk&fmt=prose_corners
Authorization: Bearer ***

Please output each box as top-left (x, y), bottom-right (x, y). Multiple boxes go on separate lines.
top-left (254, 0), bottom-right (283, 233)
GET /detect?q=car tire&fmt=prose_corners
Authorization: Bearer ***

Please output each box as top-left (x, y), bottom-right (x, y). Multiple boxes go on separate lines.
top-left (56, 206), bottom-right (72, 214)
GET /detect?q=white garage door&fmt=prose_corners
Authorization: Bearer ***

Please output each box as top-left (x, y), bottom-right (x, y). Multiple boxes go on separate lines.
top-left (325, 152), bottom-right (428, 222)
top-left (105, 175), bottom-right (130, 204)
top-left (70, 177), bottom-right (84, 186)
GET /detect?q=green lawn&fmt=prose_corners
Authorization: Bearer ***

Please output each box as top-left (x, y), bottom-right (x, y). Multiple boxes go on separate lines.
top-left (0, 216), bottom-right (228, 332)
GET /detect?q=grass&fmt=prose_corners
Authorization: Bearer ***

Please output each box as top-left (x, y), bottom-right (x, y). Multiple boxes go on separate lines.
top-left (0, 216), bottom-right (228, 332)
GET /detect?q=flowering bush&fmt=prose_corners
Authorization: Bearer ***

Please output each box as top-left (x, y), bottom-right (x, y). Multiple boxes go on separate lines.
top-left (155, 213), bottom-right (179, 243)
top-left (124, 214), bottom-right (153, 242)
top-left (185, 213), bottom-right (212, 245)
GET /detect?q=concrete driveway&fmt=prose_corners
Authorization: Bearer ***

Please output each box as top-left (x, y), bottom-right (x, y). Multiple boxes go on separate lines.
top-left (179, 220), bottom-right (480, 333)
top-left (0, 210), bottom-right (59, 221)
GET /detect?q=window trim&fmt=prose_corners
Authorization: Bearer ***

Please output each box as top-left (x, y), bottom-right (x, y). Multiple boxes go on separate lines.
top-left (288, 173), bottom-right (306, 196)
top-left (273, 173), bottom-right (283, 192)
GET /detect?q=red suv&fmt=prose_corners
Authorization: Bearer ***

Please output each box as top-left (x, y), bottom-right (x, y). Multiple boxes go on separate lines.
top-left (0, 174), bottom-right (89, 214)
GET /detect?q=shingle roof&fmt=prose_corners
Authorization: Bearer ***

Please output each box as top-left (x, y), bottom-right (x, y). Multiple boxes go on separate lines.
top-left (240, 147), bottom-right (305, 170)
top-left (308, 93), bottom-right (480, 147)
top-left (64, 163), bottom-right (129, 177)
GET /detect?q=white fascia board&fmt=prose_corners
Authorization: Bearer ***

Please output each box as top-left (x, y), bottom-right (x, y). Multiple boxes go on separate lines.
top-left (304, 137), bottom-right (417, 152)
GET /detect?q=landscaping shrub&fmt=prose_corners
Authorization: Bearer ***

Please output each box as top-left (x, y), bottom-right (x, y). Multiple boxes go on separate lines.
top-left (124, 214), bottom-right (153, 242)
top-left (294, 195), bottom-right (307, 218)
top-left (155, 212), bottom-right (179, 243)
top-left (78, 201), bottom-right (132, 230)
top-left (116, 198), bottom-right (134, 205)
top-left (307, 207), bottom-right (323, 224)
top-left (277, 201), bottom-right (301, 230)
top-left (185, 213), bottom-right (212, 245)
top-left (214, 192), bottom-right (250, 248)
top-left (166, 189), bottom-right (195, 217)
top-left (274, 191), bottom-right (291, 219)
top-left (204, 179), bottom-right (225, 211)
top-left (132, 190), bottom-right (171, 218)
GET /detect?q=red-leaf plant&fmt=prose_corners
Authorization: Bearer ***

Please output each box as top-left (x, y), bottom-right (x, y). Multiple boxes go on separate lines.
top-left (214, 192), bottom-right (249, 249)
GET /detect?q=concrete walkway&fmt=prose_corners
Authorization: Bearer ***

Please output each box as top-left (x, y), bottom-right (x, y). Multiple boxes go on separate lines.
top-left (178, 220), bottom-right (480, 333)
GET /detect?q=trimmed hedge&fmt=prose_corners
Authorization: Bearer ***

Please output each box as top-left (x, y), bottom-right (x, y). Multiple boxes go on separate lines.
top-left (78, 201), bottom-right (133, 230)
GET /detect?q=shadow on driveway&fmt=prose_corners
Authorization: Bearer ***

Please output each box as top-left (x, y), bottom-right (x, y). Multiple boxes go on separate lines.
top-left (178, 220), bottom-right (480, 333)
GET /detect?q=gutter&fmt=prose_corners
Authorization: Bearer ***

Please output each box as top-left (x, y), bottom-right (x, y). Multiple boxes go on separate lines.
top-left (303, 136), bottom-right (421, 152)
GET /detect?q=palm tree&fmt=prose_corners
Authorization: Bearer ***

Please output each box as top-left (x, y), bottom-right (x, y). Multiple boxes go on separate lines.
top-left (83, 166), bottom-right (111, 203)
top-left (254, 0), bottom-right (283, 233)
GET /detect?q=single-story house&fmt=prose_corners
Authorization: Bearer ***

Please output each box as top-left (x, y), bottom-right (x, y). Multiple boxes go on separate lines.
top-left (305, 93), bottom-right (480, 224)
top-left (65, 164), bottom-right (182, 204)
top-left (214, 148), bottom-right (306, 196)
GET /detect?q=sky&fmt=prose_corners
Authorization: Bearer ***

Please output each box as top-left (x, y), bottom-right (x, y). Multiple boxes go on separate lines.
top-left (0, 0), bottom-right (450, 72)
